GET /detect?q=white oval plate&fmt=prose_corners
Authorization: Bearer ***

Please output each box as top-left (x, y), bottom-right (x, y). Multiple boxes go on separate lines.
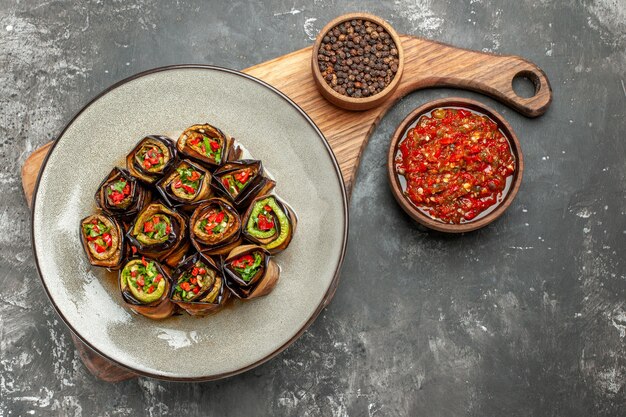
top-left (32, 66), bottom-right (348, 380)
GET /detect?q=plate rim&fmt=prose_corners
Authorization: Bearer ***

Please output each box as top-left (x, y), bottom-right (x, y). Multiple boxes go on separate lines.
top-left (30, 64), bottom-right (349, 381)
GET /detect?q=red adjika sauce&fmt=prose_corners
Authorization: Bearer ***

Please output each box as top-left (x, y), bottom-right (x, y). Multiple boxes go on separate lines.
top-left (395, 107), bottom-right (515, 224)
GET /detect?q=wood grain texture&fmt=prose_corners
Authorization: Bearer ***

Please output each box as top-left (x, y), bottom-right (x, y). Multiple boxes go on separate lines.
top-left (20, 35), bottom-right (552, 381)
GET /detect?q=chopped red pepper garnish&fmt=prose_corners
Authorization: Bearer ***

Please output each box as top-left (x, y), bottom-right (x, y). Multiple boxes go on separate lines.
top-left (215, 211), bottom-right (225, 223)
top-left (94, 243), bottom-right (106, 253)
top-left (173, 179), bottom-right (182, 189)
top-left (257, 214), bottom-right (274, 231)
top-left (102, 233), bottom-right (112, 247)
top-left (264, 205), bottom-right (272, 212)
top-left (189, 136), bottom-right (201, 146)
top-left (137, 276), bottom-right (145, 286)
top-left (141, 257), bottom-right (148, 267)
top-left (192, 267), bottom-right (199, 276)
top-left (147, 285), bottom-right (154, 294)
top-left (210, 141), bottom-right (219, 152)
top-left (143, 221), bottom-right (154, 233)
top-left (198, 268), bottom-right (206, 275)
top-left (131, 246), bottom-right (138, 255)
top-left (110, 191), bottom-right (125, 203)
top-left (189, 171), bottom-right (201, 181)
top-left (131, 270), bottom-right (137, 278)
top-left (234, 169), bottom-right (250, 184)
top-left (192, 287), bottom-right (200, 294)
top-left (182, 184), bottom-right (196, 194)
top-left (232, 254), bottom-right (254, 268)
top-left (155, 274), bottom-right (162, 283)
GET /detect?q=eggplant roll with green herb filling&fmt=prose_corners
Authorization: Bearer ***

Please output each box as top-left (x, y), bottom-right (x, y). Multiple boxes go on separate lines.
top-left (223, 245), bottom-right (279, 300)
top-left (95, 167), bottom-right (150, 219)
top-left (126, 135), bottom-right (177, 184)
top-left (170, 253), bottom-right (229, 316)
top-left (155, 159), bottom-right (212, 210)
top-left (119, 257), bottom-right (174, 319)
top-left (189, 198), bottom-right (242, 255)
top-left (176, 123), bottom-right (235, 168)
top-left (127, 203), bottom-right (189, 267)
top-left (80, 214), bottom-right (125, 269)
top-left (242, 195), bottom-right (296, 254)
top-left (212, 160), bottom-right (275, 208)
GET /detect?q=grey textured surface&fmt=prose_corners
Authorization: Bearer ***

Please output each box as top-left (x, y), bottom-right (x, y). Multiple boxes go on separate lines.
top-left (1, 0), bottom-right (624, 416)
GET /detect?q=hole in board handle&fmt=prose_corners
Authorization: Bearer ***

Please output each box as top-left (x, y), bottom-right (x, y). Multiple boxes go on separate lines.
top-left (512, 70), bottom-right (540, 98)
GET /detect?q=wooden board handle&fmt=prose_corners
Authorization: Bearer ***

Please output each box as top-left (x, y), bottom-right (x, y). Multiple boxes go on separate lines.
top-left (394, 37), bottom-right (552, 118)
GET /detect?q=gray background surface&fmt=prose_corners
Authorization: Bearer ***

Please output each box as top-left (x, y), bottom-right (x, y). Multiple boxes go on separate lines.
top-left (1, 0), bottom-right (624, 416)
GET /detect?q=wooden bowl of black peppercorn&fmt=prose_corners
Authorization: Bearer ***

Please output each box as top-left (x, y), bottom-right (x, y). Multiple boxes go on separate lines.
top-left (312, 13), bottom-right (405, 111)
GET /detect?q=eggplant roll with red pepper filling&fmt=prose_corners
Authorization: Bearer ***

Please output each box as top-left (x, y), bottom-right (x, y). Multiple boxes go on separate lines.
top-left (119, 257), bottom-right (174, 319)
top-left (126, 135), bottom-right (177, 184)
top-left (212, 160), bottom-right (275, 208)
top-left (176, 123), bottom-right (235, 168)
top-left (223, 245), bottom-right (279, 300)
top-left (95, 167), bottom-right (150, 219)
top-left (155, 159), bottom-right (212, 211)
top-left (189, 198), bottom-right (242, 255)
top-left (80, 213), bottom-right (124, 269)
top-left (127, 203), bottom-right (189, 267)
top-left (170, 253), bottom-right (229, 316)
top-left (242, 195), bottom-right (296, 254)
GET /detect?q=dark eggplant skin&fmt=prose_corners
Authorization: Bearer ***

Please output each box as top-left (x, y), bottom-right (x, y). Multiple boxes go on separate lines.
top-left (176, 123), bottom-right (234, 168)
top-left (126, 135), bottom-right (177, 184)
top-left (95, 167), bottom-right (151, 220)
top-left (241, 194), bottom-right (297, 254)
top-left (126, 202), bottom-right (189, 267)
top-left (80, 213), bottom-right (125, 270)
top-left (223, 245), bottom-right (279, 300)
top-left (189, 198), bottom-right (242, 256)
top-left (211, 159), bottom-right (276, 209)
top-left (155, 159), bottom-right (213, 212)
top-left (169, 253), bottom-right (230, 316)
top-left (119, 257), bottom-right (175, 319)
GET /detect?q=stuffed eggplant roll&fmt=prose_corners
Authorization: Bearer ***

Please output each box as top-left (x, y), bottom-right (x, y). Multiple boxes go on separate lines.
top-left (127, 203), bottom-right (189, 267)
top-left (176, 123), bottom-right (234, 168)
top-left (119, 257), bottom-right (174, 319)
top-left (80, 214), bottom-right (124, 269)
top-left (212, 160), bottom-right (275, 208)
top-left (223, 245), bottom-right (279, 300)
top-left (155, 159), bottom-right (212, 211)
top-left (95, 167), bottom-right (150, 219)
top-left (170, 253), bottom-right (229, 316)
top-left (126, 135), bottom-right (177, 184)
top-left (242, 195), bottom-right (296, 254)
top-left (189, 198), bottom-right (242, 255)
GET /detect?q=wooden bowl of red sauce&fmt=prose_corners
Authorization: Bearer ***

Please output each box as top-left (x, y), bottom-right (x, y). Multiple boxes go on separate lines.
top-left (387, 98), bottom-right (524, 233)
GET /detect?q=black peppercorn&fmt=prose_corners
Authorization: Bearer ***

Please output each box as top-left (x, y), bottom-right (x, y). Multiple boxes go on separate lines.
top-left (317, 18), bottom-right (400, 98)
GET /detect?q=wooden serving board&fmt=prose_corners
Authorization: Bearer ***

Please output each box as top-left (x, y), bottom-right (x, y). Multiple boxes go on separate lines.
top-left (21, 34), bottom-right (552, 381)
